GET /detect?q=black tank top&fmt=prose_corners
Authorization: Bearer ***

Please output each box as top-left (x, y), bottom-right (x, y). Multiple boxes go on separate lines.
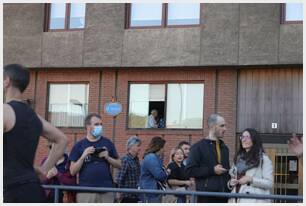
top-left (4, 101), bottom-right (43, 187)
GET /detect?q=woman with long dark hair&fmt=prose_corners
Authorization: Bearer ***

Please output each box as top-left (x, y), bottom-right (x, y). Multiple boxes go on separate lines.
top-left (139, 136), bottom-right (169, 202)
top-left (228, 128), bottom-right (273, 203)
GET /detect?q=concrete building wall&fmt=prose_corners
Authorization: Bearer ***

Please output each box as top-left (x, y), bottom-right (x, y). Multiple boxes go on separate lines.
top-left (4, 4), bottom-right (44, 67)
top-left (4, 3), bottom-right (303, 68)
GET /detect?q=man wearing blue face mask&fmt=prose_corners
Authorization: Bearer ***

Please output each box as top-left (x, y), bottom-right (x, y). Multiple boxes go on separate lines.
top-left (69, 113), bottom-right (121, 203)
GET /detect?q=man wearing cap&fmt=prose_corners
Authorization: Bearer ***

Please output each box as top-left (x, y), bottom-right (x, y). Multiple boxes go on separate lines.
top-left (116, 136), bottom-right (142, 203)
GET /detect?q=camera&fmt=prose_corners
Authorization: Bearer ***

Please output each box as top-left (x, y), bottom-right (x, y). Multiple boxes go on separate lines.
top-left (92, 147), bottom-right (106, 157)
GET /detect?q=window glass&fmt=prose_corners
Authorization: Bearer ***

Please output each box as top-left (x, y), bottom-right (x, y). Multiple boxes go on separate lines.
top-left (48, 84), bottom-right (89, 127)
top-left (167, 3), bottom-right (200, 25)
top-left (129, 84), bottom-right (150, 128)
top-left (128, 83), bottom-right (204, 129)
top-left (70, 3), bottom-right (86, 28)
top-left (49, 3), bottom-right (66, 29)
top-left (285, 3), bottom-right (303, 21)
top-left (129, 84), bottom-right (165, 128)
top-left (166, 84), bottom-right (204, 129)
top-left (130, 3), bottom-right (162, 26)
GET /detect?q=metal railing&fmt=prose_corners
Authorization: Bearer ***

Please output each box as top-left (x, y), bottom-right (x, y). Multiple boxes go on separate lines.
top-left (43, 185), bottom-right (303, 203)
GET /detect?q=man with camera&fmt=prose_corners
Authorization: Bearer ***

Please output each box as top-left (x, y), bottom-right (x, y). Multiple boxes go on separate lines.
top-left (69, 113), bottom-right (121, 203)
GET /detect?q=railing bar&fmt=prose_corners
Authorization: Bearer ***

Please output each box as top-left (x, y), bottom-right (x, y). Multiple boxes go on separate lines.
top-left (54, 188), bottom-right (59, 203)
top-left (284, 149), bottom-right (288, 201)
top-left (280, 151), bottom-right (283, 201)
top-left (42, 185), bottom-right (303, 201)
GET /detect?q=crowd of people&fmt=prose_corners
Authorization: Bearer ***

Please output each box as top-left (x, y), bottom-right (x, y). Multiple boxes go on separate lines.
top-left (3, 64), bottom-right (303, 203)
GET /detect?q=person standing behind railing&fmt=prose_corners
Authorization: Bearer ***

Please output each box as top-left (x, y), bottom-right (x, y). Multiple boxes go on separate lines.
top-left (40, 141), bottom-right (76, 203)
top-left (227, 128), bottom-right (273, 203)
top-left (139, 136), bottom-right (170, 203)
top-left (178, 141), bottom-right (191, 166)
top-left (166, 147), bottom-right (194, 203)
top-left (116, 136), bottom-right (142, 203)
top-left (69, 113), bottom-right (121, 203)
top-left (185, 114), bottom-right (230, 203)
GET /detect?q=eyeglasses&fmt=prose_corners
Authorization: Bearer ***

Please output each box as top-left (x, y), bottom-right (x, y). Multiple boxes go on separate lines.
top-left (240, 135), bottom-right (251, 141)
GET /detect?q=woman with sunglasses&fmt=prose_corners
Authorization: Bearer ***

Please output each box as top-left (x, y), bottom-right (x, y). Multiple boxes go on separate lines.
top-left (228, 128), bottom-right (273, 203)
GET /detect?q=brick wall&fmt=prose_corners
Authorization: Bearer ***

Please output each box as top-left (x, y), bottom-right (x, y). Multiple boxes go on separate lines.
top-left (23, 68), bottom-right (237, 165)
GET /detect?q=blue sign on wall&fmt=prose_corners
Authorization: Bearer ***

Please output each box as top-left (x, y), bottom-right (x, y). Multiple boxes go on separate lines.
top-left (104, 102), bottom-right (122, 116)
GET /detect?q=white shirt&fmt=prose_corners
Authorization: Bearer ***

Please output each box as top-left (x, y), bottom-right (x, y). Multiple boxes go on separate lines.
top-left (147, 114), bottom-right (158, 128)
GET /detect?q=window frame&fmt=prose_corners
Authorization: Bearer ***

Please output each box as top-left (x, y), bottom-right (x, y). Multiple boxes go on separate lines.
top-left (126, 81), bottom-right (204, 130)
top-left (46, 81), bottom-right (90, 129)
top-left (44, 3), bottom-right (86, 32)
top-left (125, 3), bottom-right (201, 29)
top-left (281, 3), bottom-right (303, 24)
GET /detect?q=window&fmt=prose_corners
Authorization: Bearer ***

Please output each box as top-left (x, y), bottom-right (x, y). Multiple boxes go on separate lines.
top-left (128, 83), bottom-right (204, 129)
top-left (282, 3), bottom-right (303, 23)
top-left (167, 4), bottom-right (200, 26)
top-left (127, 3), bottom-right (200, 28)
top-left (48, 83), bottom-right (89, 127)
top-left (130, 4), bottom-right (163, 27)
top-left (46, 3), bottom-right (86, 31)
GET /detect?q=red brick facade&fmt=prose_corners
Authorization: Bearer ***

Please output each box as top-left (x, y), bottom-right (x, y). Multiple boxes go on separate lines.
top-left (25, 68), bottom-right (237, 165)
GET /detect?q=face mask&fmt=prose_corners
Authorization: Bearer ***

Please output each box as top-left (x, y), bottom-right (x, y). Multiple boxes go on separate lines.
top-left (91, 125), bottom-right (103, 139)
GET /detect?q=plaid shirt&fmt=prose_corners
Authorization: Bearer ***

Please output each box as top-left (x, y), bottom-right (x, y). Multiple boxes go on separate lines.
top-left (116, 153), bottom-right (140, 198)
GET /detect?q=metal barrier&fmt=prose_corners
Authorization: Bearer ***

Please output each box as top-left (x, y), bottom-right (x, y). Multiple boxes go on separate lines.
top-left (43, 185), bottom-right (303, 203)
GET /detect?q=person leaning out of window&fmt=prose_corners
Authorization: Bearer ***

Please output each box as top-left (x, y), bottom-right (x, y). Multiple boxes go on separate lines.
top-left (228, 128), bottom-right (273, 203)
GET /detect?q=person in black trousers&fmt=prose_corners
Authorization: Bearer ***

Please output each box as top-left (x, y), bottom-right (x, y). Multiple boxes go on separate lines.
top-left (185, 113), bottom-right (231, 203)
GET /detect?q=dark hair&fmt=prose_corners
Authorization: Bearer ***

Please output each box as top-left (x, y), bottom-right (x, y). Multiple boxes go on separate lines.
top-left (4, 64), bottom-right (30, 93)
top-left (144, 136), bottom-right (166, 157)
top-left (178, 141), bottom-right (190, 148)
top-left (84, 113), bottom-right (101, 127)
top-left (234, 128), bottom-right (264, 166)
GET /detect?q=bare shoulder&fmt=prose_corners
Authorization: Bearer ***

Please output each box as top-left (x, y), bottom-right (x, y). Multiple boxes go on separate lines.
top-left (3, 103), bottom-right (16, 132)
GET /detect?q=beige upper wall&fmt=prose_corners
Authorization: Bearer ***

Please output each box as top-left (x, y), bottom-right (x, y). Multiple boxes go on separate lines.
top-left (4, 3), bottom-right (303, 68)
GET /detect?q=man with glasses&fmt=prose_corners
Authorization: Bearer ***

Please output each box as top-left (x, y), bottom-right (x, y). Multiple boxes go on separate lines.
top-left (185, 114), bottom-right (230, 203)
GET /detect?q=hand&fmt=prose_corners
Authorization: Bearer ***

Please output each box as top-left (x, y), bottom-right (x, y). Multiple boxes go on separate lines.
top-left (184, 180), bottom-right (193, 187)
top-left (82, 146), bottom-right (95, 159)
top-left (214, 164), bottom-right (228, 175)
top-left (238, 175), bottom-right (252, 185)
top-left (98, 147), bottom-right (109, 159)
top-left (288, 134), bottom-right (303, 158)
top-left (229, 178), bottom-right (239, 187)
top-left (190, 178), bottom-right (195, 186)
top-left (46, 167), bottom-right (58, 179)
top-left (166, 168), bottom-right (171, 175)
